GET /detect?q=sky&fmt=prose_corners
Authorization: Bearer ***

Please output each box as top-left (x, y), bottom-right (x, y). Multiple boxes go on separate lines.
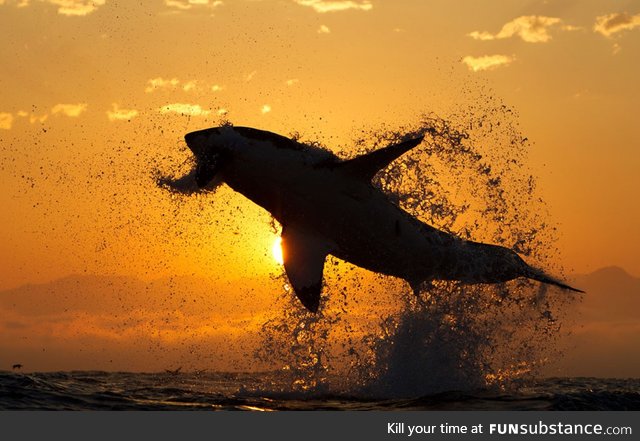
top-left (0, 0), bottom-right (639, 374)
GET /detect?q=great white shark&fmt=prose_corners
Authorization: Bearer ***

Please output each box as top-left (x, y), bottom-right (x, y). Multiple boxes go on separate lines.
top-left (175, 125), bottom-right (582, 312)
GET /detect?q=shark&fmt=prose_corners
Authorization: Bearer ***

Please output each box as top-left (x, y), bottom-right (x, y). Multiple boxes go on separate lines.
top-left (173, 125), bottom-right (582, 312)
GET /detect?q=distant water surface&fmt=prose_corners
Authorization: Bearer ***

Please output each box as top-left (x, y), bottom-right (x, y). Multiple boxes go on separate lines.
top-left (1, 372), bottom-right (638, 411)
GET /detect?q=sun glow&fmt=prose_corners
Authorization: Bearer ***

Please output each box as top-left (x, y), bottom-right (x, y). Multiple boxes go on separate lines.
top-left (272, 236), bottom-right (284, 265)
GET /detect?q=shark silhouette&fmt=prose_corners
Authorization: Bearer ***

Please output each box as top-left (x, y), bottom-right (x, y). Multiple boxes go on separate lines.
top-left (177, 126), bottom-right (582, 312)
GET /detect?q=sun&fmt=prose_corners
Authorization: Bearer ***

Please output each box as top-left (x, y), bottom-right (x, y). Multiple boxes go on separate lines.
top-left (272, 236), bottom-right (284, 265)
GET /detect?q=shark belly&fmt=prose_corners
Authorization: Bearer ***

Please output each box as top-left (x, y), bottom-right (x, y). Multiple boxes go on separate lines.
top-left (327, 193), bottom-right (447, 283)
top-left (228, 159), bottom-right (451, 285)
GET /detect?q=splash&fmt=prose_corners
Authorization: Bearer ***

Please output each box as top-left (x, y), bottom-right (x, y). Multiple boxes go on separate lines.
top-left (249, 106), bottom-right (576, 397)
top-left (255, 289), bottom-right (333, 394)
top-left (147, 102), bottom-right (576, 396)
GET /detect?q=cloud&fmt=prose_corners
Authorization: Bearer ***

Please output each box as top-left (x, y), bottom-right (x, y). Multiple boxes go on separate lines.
top-left (318, 24), bottom-right (331, 34)
top-left (106, 103), bottom-right (139, 122)
top-left (51, 103), bottom-right (88, 117)
top-left (612, 42), bottom-right (622, 54)
top-left (285, 78), bottom-right (299, 86)
top-left (159, 103), bottom-right (211, 116)
top-left (12, 109), bottom-right (48, 124)
top-left (468, 16), bottom-right (573, 43)
top-left (145, 77), bottom-right (180, 93)
top-left (594, 12), bottom-right (640, 37)
top-left (293, 0), bottom-right (372, 13)
top-left (245, 70), bottom-right (257, 82)
top-left (47, 0), bottom-right (106, 16)
top-left (182, 80), bottom-right (197, 92)
top-left (261, 104), bottom-right (271, 114)
top-left (1, 0), bottom-right (108, 16)
top-left (30, 114), bottom-right (48, 123)
top-left (0, 112), bottom-right (14, 130)
top-left (462, 54), bottom-right (514, 72)
top-left (145, 77), bottom-right (223, 93)
top-left (165, 0), bottom-right (223, 10)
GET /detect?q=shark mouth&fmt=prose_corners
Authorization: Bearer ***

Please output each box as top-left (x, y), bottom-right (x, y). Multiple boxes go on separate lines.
top-left (184, 128), bottom-right (224, 189)
top-left (194, 154), bottom-right (221, 188)
top-left (155, 130), bottom-right (222, 194)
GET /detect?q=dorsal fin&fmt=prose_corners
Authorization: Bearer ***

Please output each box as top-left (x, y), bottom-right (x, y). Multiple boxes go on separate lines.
top-left (338, 136), bottom-right (424, 181)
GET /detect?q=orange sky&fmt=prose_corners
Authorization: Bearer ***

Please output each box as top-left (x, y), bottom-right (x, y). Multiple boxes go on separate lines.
top-left (1, 0), bottom-right (639, 374)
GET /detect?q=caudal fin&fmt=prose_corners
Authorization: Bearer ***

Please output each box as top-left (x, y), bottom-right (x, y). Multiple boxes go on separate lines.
top-left (526, 268), bottom-right (585, 293)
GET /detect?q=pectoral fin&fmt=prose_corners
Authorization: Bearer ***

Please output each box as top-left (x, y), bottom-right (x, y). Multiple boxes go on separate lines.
top-left (281, 225), bottom-right (331, 312)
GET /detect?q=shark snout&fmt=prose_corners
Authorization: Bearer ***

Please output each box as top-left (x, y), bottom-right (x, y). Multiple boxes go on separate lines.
top-left (185, 131), bottom-right (208, 158)
top-left (185, 127), bottom-right (226, 156)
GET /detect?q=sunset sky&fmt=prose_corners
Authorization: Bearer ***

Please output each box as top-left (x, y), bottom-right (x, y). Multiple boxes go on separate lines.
top-left (1, 0), bottom-right (639, 373)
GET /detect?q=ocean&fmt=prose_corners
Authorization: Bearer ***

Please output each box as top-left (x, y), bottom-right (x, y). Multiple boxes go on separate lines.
top-left (4, 116), bottom-right (638, 414)
top-left (1, 371), bottom-right (638, 411)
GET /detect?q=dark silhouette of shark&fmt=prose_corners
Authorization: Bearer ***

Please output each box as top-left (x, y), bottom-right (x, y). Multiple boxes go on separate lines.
top-left (175, 126), bottom-right (582, 312)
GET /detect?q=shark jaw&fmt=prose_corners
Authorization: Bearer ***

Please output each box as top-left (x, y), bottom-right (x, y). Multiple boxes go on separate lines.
top-left (184, 128), bottom-right (224, 189)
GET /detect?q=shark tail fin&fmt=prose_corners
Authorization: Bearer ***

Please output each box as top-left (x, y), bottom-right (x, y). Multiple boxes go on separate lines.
top-left (338, 136), bottom-right (424, 182)
top-left (526, 268), bottom-right (585, 293)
